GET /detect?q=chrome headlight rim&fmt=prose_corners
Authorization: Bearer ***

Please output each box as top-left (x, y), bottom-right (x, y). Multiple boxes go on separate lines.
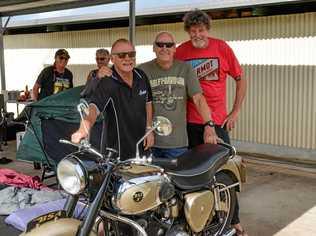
top-left (57, 155), bottom-right (88, 195)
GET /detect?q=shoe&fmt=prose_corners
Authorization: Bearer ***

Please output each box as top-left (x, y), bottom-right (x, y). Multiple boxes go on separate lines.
top-left (235, 228), bottom-right (248, 236)
top-left (233, 223), bottom-right (248, 236)
top-left (0, 157), bottom-right (13, 164)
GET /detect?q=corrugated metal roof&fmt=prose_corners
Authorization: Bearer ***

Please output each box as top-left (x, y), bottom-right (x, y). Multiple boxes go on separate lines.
top-left (4, 0), bottom-right (306, 28)
top-left (0, 0), bottom-right (126, 17)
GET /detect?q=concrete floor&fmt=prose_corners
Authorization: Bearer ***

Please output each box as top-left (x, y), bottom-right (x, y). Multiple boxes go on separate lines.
top-left (239, 160), bottom-right (316, 236)
top-left (0, 142), bottom-right (42, 176)
top-left (1, 141), bottom-right (316, 236)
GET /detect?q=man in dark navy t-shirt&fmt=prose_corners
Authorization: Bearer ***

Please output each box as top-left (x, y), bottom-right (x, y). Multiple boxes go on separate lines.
top-left (71, 39), bottom-right (154, 160)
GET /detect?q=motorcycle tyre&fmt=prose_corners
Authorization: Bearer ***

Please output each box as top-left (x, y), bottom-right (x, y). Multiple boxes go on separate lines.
top-left (206, 172), bottom-right (237, 236)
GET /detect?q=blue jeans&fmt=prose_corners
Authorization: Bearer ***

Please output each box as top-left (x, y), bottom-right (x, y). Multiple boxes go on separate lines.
top-left (152, 147), bottom-right (187, 158)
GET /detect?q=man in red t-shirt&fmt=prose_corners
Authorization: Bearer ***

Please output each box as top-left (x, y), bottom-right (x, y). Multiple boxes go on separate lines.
top-left (175, 9), bottom-right (247, 236)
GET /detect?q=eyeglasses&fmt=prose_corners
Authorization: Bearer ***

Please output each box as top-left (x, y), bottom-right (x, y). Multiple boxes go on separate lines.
top-left (112, 51), bottom-right (136, 59)
top-left (96, 57), bottom-right (107, 61)
top-left (155, 42), bottom-right (175, 48)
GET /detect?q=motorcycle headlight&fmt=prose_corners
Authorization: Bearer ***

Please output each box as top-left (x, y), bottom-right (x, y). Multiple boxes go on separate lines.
top-left (57, 156), bottom-right (87, 195)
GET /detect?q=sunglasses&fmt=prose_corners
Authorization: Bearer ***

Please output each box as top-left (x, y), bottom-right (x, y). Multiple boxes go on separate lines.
top-left (112, 51), bottom-right (136, 59)
top-left (155, 42), bottom-right (175, 48)
top-left (96, 57), bottom-right (107, 61)
top-left (58, 56), bottom-right (69, 60)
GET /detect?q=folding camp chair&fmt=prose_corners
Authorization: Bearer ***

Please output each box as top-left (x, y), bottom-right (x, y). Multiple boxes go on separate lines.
top-left (23, 111), bottom-right (58, 186)
top-left (16, 87), bottom-right (104, 187)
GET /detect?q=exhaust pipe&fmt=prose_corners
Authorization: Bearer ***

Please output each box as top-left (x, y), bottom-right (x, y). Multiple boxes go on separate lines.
top-left (222, 228), bottom-right (236, 236)
top-left (99, 210), bottom-right (235, 236)
top-left (99, 210), bottom-right (147, 236)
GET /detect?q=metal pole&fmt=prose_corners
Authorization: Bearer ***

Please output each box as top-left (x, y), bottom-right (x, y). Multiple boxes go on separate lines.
top-left (129, 0), bottom-right (135, 44)
top-left (0, 17), bottom-right (6, 91)
top-left (63, 194), bottom-right (79, 218)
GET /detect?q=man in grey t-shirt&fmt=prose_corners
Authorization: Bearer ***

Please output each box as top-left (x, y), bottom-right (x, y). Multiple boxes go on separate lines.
top-left (138, 31), bottom-right (218, 158)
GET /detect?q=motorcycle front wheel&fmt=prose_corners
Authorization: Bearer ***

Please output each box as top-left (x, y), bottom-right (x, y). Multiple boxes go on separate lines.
top-left (95, 217), bottom-right (138, 236)
top-left (201, 172), bottom-right (237, 236)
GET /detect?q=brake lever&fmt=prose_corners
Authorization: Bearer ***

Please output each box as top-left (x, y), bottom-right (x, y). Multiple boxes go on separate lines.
top-left (88, 146), bottom-right (104, 159)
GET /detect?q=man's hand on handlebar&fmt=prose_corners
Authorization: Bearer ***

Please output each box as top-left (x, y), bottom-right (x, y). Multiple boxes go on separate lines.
top-left (144, 132), bottom-right (154, 150)
top-left (71, 129), bottom-right (88, 144)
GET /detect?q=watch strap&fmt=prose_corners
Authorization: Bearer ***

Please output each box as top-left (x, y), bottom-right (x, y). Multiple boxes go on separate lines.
top-left (204, 120), bottom-right (215, 128)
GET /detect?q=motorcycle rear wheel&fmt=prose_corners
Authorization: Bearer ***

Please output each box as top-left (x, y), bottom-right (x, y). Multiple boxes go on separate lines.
top-left (201, 172), bottom-right (237, 236)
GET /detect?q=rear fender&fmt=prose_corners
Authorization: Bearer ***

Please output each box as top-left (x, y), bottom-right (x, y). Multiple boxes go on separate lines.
top-left (218, 155), bottom-right (246, 191)
top-left (20, 218), bottom-right (97, 236)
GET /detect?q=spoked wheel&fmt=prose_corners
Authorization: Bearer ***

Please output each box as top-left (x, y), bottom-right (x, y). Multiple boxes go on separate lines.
top-left (201, 172), bottom-right (237, 236)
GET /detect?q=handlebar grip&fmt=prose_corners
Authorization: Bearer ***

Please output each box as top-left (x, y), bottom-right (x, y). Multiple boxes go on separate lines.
top-left (59, 139), bottom-right (80, 148)
top-left (151, 158), bottom-right (178, 169)
top-left (59, 139), bottom-right (72, 144)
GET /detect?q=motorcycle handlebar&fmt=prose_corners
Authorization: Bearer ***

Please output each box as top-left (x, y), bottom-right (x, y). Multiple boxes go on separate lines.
top-left (59, 139), bottom-right (80, 147)
top-left (151, 157), bottom-right (178, 169)
top-left (59, 139), bottom-right (104, 159)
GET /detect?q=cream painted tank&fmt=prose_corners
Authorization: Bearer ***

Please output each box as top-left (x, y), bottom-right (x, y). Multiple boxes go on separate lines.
top-left (112, 174), bottom-right (172, 215)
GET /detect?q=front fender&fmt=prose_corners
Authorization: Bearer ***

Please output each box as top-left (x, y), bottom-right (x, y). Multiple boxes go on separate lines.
top-left (20, 218), bottom-right (97, 236)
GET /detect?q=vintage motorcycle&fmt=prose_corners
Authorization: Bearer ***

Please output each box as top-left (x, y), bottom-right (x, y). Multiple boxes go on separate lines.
top-left (21, 102), bottom-right (246, 236)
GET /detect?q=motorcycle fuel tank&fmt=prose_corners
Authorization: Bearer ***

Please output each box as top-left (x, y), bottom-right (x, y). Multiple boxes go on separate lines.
top-left (112, 174), bottom-right (173, 215)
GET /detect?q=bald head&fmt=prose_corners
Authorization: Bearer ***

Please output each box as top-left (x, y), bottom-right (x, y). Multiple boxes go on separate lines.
top-left (110, 38), bottom-right (136, 74)
top-left (154, 31), bottom-right (175, 44)
top-left (111, 38), bottom-right (135, 54)
top-left (153, 31), bottom-right (176, 66)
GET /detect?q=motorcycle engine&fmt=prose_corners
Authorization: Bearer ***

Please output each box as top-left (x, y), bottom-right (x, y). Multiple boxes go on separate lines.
top-left (132, 198), bottom-right (187, 236)
top-left (111, 174), bottom-right (175, 215)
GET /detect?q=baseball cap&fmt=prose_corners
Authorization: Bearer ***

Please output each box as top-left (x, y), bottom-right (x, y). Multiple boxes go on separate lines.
top-left (55, 49), bottom-right (70, 59)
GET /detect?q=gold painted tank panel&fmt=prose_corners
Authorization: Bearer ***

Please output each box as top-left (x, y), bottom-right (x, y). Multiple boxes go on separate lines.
top-left (184, 191), bottom-right (214, 233)
top-left (113, 175), bottom-right (168, 215)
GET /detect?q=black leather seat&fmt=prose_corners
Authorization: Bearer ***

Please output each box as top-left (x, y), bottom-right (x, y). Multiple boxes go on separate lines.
top-left (162, 144), bottom-right (230, 190)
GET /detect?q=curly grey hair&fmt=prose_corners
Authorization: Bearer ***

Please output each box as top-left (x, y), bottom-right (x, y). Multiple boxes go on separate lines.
top-left (183, 9), bottom-right (211, 31)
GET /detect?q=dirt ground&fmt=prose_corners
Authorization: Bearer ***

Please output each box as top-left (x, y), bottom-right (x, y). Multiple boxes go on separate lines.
top-left (1, 141), bottom-right (316, 236)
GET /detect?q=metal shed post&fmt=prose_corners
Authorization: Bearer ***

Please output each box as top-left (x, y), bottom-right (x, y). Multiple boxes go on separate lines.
top-left (0, 17), bottom-right (6, 91)
top-left (129, 0), bottom-right (135, 44)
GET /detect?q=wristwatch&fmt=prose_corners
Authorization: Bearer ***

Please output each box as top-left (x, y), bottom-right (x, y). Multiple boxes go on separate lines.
top-left (204, 120), bottom-right (215, 128)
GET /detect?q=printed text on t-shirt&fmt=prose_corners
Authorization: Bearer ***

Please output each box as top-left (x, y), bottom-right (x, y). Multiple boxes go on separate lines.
top-left (188, 58), bottom-right (219, 81)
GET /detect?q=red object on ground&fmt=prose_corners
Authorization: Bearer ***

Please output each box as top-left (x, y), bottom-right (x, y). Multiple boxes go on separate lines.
top-left (0, 168), bottom-right (47, 190)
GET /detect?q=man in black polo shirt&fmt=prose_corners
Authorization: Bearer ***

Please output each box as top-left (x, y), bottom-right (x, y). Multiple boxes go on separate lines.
top-left (71, 38), bottom-right (154, 160)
